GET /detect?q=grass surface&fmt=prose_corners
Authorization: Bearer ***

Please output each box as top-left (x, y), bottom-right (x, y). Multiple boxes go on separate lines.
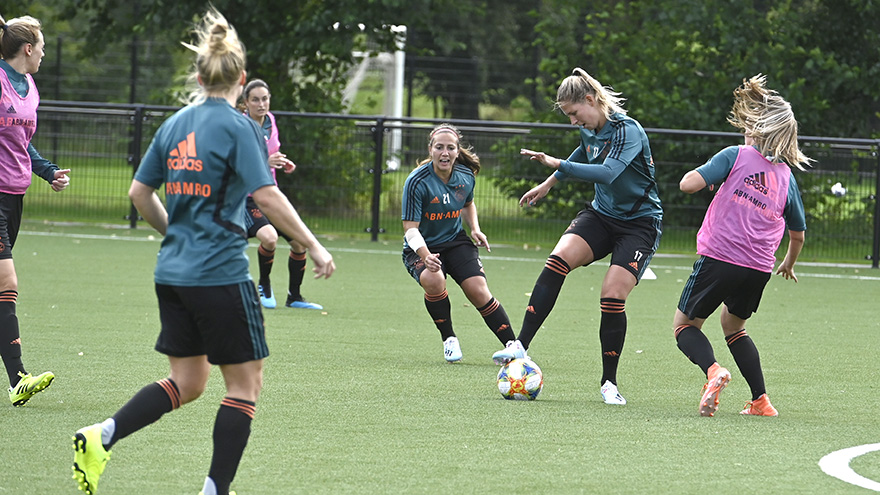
top-left (1, 224), bottom-right (878, 494)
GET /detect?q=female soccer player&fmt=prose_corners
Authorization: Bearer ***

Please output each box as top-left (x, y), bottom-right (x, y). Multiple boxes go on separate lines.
top-left (492, 68), bottom-right (663, 406)
top-left (673, 74), bottom-right (809, 417)
top-left (241, 78), bottom-right (322, 310)
top-left (71, 9), bottom-right (334, 495)
top-left (0, 13), bottom-right (70, 407)
top-left (402, 123), bottom-right (516, 362)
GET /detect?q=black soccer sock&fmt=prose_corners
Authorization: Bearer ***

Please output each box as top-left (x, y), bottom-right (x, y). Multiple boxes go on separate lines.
top-left (424, 290), bottom-right (454, 341)
top-left (726, 329), bottom-right (766, 400)
top-left (208, 397), bottom-right (255, 494)
top-left (674, 325), bottom-right (717, 375)
top-left (599, 298), bottom-right (627, 386)
top-left (476, 298), bottom-right (516, 344)
top-left (519, 255), bottom-right (570, 349)
top-left (109, 378), bottom-right (181, 449)
top-left (0, 290), bottom-right (25, 387)
top-left (257, 245), bottom-right (275, 290)
top-left (287, 251), bottom-right (307, 301)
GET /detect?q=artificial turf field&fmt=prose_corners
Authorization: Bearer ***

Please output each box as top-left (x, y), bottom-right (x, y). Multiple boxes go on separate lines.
top-left (1, 224), bottom-right (878, 494)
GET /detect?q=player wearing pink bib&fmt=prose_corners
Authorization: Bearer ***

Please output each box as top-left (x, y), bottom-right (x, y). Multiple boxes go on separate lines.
top-left (674, 75), bottom-right (810, 417)
top-left (0, 13), bottom-right (70, 407)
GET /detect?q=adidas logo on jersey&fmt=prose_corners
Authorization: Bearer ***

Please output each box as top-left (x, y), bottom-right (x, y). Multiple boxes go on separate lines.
top-left (743, 172), bottom-right (768, 195)
top-left (430, 196), bottom-right (440, 204)
top-left (167, 132), bottom-right (203, 171)
top-left (6, 105), bottom-right (15, 114)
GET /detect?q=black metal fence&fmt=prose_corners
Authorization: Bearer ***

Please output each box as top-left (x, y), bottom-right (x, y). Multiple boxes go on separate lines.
top-left (28, 101), bottom-right (880, 266)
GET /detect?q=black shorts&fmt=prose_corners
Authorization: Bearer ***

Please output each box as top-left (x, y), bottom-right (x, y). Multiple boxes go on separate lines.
top-left (244, 197), bottom-right (291, 242)
top-left (677, 256), bottom-right (771, 320)
top-left (564, 204), bottom-right (662, 282)
top-left (402, 230), bottom-right (485, 286)
top-left (154, 282), bottom-right (268, 365)
top-left (0, 193), bottom-right (24, 260)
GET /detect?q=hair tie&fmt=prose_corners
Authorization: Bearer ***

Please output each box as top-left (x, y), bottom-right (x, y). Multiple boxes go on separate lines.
top-left (0, 24), bottom-right (7, 31)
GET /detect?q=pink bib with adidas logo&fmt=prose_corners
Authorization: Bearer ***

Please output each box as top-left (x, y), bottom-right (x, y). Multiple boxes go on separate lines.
top-left (0, 69), bottom-right (39, 194)
top-left (697, 145), bottom-right (791, 272)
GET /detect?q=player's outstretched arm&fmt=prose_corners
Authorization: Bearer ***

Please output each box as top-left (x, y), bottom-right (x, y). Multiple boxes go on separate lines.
top-left (252, 185), bottom-right (335, 279)
top-left (129, 179), bottom-right (168, 236)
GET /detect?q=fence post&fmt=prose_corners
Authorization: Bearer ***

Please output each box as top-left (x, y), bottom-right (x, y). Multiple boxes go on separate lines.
top-left (873, 140), bottom-right (880, 268)
top-left (127, 105), bottom-right (145, 228)
top-left (368, 118), bottom-right (386, 242)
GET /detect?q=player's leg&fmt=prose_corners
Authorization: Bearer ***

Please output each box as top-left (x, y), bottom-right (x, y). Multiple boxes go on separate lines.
top-left (284, 239), bottom-right (322, 309)
top-left (721, 287), bottom-right (778, 416)
top-left (403, 247), bottom-right (458, 361)
top-left (595, 214), bottom-right (661, 405)
top-left (245, 198), bottom-right (278, 309)
top-left (203, 359), bottom-right (263, 495)
top-left (254, 224), bottom-right (278, 308)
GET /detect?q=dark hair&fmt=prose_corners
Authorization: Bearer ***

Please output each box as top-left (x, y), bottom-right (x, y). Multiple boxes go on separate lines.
top-left (417, 123), bottom-right (481, 175)
top-left (244, 79), bottom-right (270, 100)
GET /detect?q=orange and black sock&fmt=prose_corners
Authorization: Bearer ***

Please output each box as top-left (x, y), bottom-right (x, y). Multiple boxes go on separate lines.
top-left (287, 251), bottom-right (307, 301)
top-left (599, 298), bottom-right (627, 385)
top-left (109, 377), bottom-right (181, 448)
top-left (256, 245), bottom-right (275, 289)
top-left (0, 290), bottom-right (24, 386)
top-left (726, 329), bottom-right (766, 400)
top-left (424, 290), bottom-right (454, 341)
top-left (674, 324), bottom-right (716, 375)
top-left (519, 255), bottom-right (570, 349)
top-left (208, 397), bottom-right (255, 495)
top-left (477, 297), bottom-right (515, 344)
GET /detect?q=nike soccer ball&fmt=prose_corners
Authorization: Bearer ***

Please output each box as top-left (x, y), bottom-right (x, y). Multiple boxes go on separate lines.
top-left (497, 358), bottom-right (543, 400)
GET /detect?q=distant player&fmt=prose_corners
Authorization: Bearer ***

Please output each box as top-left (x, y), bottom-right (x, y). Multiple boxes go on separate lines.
top-left (402, 123), bottom-right (516, 362)
top-left (240, 79), bottom-right (323, 310)
top-left (71, 9), bottom-right (334, 495)
top-left (0, 13), bottom-right (71, 407)
top-left (674, 74), bottom-right (810, 417)
top-left (492, 68), bottom-right (662, 406)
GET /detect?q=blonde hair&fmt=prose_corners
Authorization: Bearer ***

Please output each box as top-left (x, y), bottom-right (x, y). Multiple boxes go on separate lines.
top-left (418, 123), bottom-right (481, 175)
top-left (0, 14), bottom-right (42, 61)
top-left (180, 8), bottom-right (246, 105)
top-left (728, 74), bottom-right (812, 171)
top-left (555, 68), bottom-right (627, 119)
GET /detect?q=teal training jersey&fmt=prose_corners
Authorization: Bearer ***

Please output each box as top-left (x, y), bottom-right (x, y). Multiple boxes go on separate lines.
top-left (135, 98), bottom-right (275, 286)
top-left (554, 112), bottom-right (662, 220)
top-left (401, 163), bottom-right (475, 247)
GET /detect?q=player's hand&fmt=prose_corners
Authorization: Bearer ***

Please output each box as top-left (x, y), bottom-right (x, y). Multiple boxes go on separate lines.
top-left (424, 252), bottom-right (442, 272)
top-left (309, 244), bottom-right (336, 279)
top-left (51, 169), bottom-right (71, 192)
top-left (520, 184), bottom-right (549, 207)
top-left (775, 262), bottom-right (798, 282)
top-left (520, 148), bottom-right (560, 169)
top-left (269, 152), bottom-right (296, 173)
top-left (472, 231), bottom-right (491, 252)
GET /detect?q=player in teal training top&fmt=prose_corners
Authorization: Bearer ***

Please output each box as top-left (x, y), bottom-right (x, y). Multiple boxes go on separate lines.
top-left (71, 9), bottom-right (334, 495)
top-left (402, 123), bottom-right (516, 363)
top-left (492, 68), bottom-right (663, 406)
top-left (674, 75), bottom-right (809, 418)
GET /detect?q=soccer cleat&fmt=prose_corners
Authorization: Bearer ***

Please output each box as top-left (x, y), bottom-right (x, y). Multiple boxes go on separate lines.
top-left (285, 297), bottom-right (323, 310)
top-left (699, 365), bottom-right (731, 417)
top-left (740, 393), bottom-right (779, 417)
top-left (72, 423), bottom-right (111, 495)
top-left (257, 284), bottom-right (276, 309)
top-left (600, 380), bottom-right (627, 405)
top-left (492, 340), bottom-right (527, 365)
top-left (443, 336), bottom-right (462, 362)
top-left (9, 371), bottom-right (55, 406)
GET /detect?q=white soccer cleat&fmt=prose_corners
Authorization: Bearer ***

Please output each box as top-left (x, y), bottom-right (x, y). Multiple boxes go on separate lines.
top-left (600, 380), bottom-right (627, 405)
top-left (492, 339), bottom-right (527, 365)
top-left (443, 336), bottom-right (462, 362)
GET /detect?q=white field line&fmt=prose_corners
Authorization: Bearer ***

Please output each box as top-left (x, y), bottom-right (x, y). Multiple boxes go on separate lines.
top-left (819, 443), bottom-right (880, 491)
top-left (21, 231), bottom-right (880, 281)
